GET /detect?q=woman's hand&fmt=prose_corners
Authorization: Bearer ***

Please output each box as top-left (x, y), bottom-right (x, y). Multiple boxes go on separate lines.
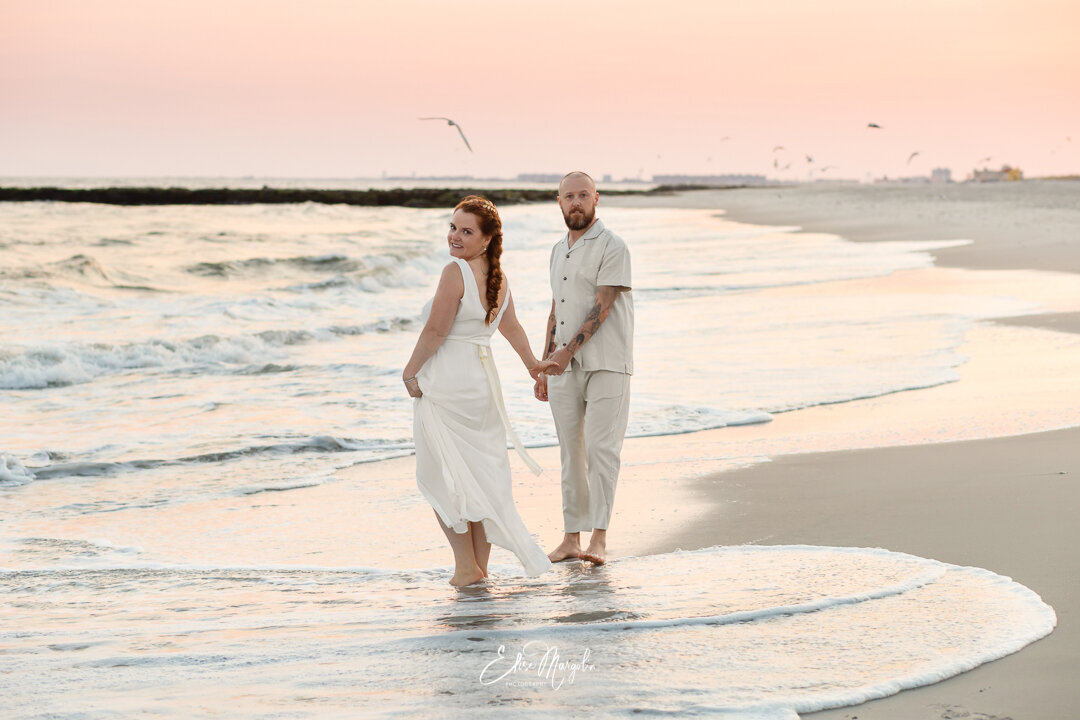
top-left (529, 359), bottom-right (558, 381)
top-left (404, 376), bottom-right (423, 398)
top-left (534, 374), bottom-right (548, 402)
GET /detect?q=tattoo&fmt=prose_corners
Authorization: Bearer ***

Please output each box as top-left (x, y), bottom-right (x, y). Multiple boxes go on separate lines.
top-left (547, 341), bottom-right (556, 354)
top-left (583, 301), bottom-right (602, 328)
top-left (567, 301), bottom-right (603, 352)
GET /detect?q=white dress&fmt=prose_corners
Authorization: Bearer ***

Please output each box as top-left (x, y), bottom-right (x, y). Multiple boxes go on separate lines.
top-left (413, 257), bottom-right (551, 577)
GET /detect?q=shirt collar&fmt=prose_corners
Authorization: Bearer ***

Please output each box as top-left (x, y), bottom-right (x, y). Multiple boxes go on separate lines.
top-left (562, 218), bottom-right (605, 249)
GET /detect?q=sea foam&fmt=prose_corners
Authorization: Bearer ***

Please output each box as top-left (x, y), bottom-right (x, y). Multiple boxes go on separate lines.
top-left (0, 545), bottom-right (1055, 719)
top-left (0, 452), bottom-right (35, 486)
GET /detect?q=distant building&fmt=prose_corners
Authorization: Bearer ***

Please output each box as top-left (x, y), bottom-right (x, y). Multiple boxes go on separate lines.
top-left (515, 173), bottom-right (564, 183)
top-left (970, 166), bottom-right (1023, 182)
top-left (651, 174), bottom-right (771, 186)
top-left (895, 176), bottom-right (931, 184)
top-left (931, 167), bottom-right (952, 183)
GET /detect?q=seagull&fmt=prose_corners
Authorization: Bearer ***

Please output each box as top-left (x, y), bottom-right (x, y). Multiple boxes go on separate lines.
top-left (419, 117), bottom-right (473, 152)
top-left (907, 151), bottom-right (920, 165)
top-left (805, 154), bottom-right (814, 164)
top-left (820, 165), bottom-right (836, 172)
top-left (978, 156), bottom-right (992, 164)
top-left (772, 145), bottom-right (785, 152)
top-left (867, 123), bottom-right (882, 129)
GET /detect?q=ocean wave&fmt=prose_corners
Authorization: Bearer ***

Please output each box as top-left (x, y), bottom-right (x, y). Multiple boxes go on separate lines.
top-left (185, 253), bottom-right (358, 277)
top-left (25, 436), bottom-right (409, 480)
top-left (0, 544), bottom-right (1056, 720)
top-left (628, 406), bottom-right (772, 438)
top-left (182, 250), bottom-right (441, 295)
top-left (328, 316), bottom-right (417, 335)
top-left (0, 452), bottom-right (36, 486)
top-left (0, 327), bottom-right (375, 389)
top-left (0, 253), bottom-right (113, 283)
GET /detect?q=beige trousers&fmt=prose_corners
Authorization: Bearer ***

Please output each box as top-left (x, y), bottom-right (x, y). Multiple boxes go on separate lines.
top-left (547, 363), bottom-right (631, 532)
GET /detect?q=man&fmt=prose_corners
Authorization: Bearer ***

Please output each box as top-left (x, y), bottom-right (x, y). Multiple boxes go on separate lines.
top-left (535, 171), bottom-right (633, 565)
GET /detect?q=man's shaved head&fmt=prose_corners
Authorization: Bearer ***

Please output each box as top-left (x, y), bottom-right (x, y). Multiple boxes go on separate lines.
top-left (558, 171), bottom-right (596, 194)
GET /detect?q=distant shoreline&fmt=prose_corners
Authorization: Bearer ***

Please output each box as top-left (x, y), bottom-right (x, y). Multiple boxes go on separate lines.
top-left (0, 186), bottom-right (556, 207)
top-left (0, 185), bottom-right (745, 207)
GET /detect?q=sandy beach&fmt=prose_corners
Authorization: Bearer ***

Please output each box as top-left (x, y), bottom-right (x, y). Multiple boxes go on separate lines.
top-left (4, 180), bottom-right (1077, 718)
top-left (601, 181), bottom-right (1080, 719)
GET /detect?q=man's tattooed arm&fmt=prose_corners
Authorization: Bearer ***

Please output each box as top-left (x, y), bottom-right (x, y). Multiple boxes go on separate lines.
top-left (563, 286), bottom-right (621, 358)
top-left (543, 299), bottom-right (557, 359)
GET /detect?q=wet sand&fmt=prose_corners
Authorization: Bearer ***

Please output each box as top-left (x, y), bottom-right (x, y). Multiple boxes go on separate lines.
top-left (607, 182), bottom-right (1080, 718)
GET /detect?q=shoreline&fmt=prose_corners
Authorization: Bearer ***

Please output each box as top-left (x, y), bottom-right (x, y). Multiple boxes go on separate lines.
top-left (0, 185), bottom-right (562, 207)
top-left (609, 183), bottom-right (1080, 718)
top-left (0, 184), bottom-right (715, 207)
top-left (605, 180), bottom-right (1080, 274)
top-left (649, 427), bottom-right (1079, 719)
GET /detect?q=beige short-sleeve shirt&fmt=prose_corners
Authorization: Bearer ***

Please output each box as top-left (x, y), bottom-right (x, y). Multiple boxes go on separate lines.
top-left (549, 218), bottom-right (634, 374)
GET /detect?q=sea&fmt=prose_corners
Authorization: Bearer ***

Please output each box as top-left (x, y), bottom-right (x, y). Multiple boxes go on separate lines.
top-left (0, 178), bottom-right (1063, 718)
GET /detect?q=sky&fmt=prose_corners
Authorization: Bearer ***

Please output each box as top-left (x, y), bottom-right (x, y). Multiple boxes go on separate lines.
top-left (2, 0), bottom-right (1078, 181)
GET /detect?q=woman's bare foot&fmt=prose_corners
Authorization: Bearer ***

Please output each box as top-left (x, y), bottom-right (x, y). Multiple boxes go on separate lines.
top-left (449, 567), bottom-right (486, 586)
top-left (548, 532), bottom-right (582, 562)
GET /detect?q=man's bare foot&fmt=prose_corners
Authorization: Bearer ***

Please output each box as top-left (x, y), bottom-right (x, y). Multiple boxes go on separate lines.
top-left (547, 542), bottom-right (582, 562)
top-left (580, 548), bottom-right (606, 565)
top-left (581, 531), bottom-right (606, 565)
top-left (449, 568), bottom-right (486, 586)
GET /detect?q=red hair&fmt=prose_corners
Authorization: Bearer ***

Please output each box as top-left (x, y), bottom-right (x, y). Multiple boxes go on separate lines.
top-left (453, 195), bottom-right (503, 325)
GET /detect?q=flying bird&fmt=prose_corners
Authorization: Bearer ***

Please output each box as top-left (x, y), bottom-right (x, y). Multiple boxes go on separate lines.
top-left (867, 123), bottom-right (882, 129)
top-left (419, 117), bottom-right (473, 152)
top-left (772, 145), bottom-right (785, 152)
top-left (820, 165), bottom-right (836, 172)
top-left (978, 156), bottom-right (993, 164)
top-left (907, 151), bottom-right (920, 165)
top-left (720, 136), bottom-right (731, 142)
top-left (805, 154), bottom-right (814, 164)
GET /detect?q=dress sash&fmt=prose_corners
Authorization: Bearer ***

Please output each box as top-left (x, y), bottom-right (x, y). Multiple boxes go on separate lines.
top-left (444, 335), bottom-right (542, 475)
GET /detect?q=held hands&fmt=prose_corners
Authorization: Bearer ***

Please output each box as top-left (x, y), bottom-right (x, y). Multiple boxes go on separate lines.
top-left (533, 374), bottom-right (548, 402)
top-left (529, 359), bottom-right (559, 381)
top-left (529, 358), bottom-right (558, 403)
top-left (544, 347), bottom-right (573, 376)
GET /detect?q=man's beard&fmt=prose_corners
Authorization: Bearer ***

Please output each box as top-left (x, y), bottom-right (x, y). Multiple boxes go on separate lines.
top-left (562, 205), bottom-right (595, 231)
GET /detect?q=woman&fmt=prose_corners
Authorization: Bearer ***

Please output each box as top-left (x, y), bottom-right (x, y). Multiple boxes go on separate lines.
top-left (403, 196), bottom-right (554, 586)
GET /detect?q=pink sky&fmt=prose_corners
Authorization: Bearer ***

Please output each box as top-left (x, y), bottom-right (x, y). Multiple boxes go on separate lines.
top-left (2, 0), bottom-right (1077, 180)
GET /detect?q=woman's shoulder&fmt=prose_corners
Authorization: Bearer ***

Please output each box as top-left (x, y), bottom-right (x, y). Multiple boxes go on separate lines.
top-left (437, 260), bottom-right (466, 293)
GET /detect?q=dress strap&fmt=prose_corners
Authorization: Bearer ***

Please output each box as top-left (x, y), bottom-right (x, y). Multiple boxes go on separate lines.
top-left (451, 256), bottom-right (478, 305)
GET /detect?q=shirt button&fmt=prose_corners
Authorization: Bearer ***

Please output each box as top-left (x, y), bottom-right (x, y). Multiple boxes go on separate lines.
top-left (562, 343), bottom-right (567, 347)
top-left (560, 299), bottom-right (564, 303)
top-left (559, 321), bottom-right (564, 325)
top-left (565, 254), bottom-right (570, 258)
top-left (562, 276), bottom-right (567, 281)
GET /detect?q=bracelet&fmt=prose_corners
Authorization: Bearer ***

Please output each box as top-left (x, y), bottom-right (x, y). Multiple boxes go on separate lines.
top-left (403, 376), bottom-right (418, 384)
